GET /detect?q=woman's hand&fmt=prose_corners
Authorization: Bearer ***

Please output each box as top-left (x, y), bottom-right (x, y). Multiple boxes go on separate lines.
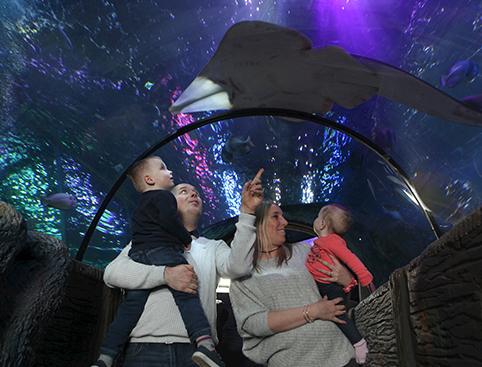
top-left (317, 255), bottom-right (353, 287)
top-left (240, 168), bottom-right (264, 214)
top-left (310, 296), bottom-right (346, 324)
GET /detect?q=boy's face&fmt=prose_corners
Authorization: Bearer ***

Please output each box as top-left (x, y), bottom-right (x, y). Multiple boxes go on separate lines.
top-left (144, 157), bottom-right (174, 189)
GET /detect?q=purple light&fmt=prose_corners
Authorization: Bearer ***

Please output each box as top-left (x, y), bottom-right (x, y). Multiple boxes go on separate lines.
top-left (312, 0), bottom-right (398, 62)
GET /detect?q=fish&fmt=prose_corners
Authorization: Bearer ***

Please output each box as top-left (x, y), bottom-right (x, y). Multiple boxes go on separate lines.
top-left (42, 193), bottom-right (77, 210)
top-left (170, 21), bottom-right (482, 126)
top-left (440, 60), bottom-right (479, 88)
top-left (144, 81), bottom-right (155, 90)
top-left (461, 94), bottom-right (482, 112)
top-left (221, 136), bottom-right (255, 163)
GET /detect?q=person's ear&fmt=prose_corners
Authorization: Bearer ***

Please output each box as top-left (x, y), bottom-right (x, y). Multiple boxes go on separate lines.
top-left (144, 175), bottom-right (155, 186)
top-left (313, 219), bottom-right (324, 236)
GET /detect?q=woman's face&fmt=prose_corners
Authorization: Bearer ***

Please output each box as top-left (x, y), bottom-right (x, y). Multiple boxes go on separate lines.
top-left (265, 204), bottom-right (288, 246)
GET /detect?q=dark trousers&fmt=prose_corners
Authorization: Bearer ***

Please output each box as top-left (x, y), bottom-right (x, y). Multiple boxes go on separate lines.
top-left (123, 342), bottom-right (196, 367)
top-left (100, 245), bottom-right (211, 358)
top-left (316, 282), bottom-right (362, 345)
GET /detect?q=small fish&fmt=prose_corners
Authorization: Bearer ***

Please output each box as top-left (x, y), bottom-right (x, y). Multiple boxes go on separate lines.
top-left (221, 136), bottom-right (255, 163)
top-left (43, 193), bottom-right (77, 210)
top-left (144, 81), bottom-right (155, 90)
top-left (461, 94), bottom-right (482, 112)
top-left (440, 60), bottom-right (479, 88)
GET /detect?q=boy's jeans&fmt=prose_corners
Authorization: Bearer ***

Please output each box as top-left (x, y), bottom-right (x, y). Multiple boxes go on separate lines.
top-left (123, 342), bottom-right (196, 367)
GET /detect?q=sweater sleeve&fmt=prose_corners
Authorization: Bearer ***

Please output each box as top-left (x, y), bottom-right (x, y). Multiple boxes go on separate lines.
top-left (324, 237), bottom-right (373, 286)
top-left (103, 243), bottom-right (166, 289)
top-left (229, 280), bottom-right (274, 338)
top-left (154, 190), bottom-right (192, 245)
top-left (215, 213), bottom-right (256, 279)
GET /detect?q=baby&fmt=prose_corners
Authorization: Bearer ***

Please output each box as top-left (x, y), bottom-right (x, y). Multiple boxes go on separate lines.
top-left (306, 204), bottom-right (374, 365)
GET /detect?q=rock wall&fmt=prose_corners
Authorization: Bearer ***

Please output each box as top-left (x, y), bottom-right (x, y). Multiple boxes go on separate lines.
top-left (0, 202), bottom-right (122, 367)
top-left (355, 208), bottom-right (482, 367)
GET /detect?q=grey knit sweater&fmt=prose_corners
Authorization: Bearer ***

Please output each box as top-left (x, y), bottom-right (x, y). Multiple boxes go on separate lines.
top-left (230, 243), bottom-right (355, 367)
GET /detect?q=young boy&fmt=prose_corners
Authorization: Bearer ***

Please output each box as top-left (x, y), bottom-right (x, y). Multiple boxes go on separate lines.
top-left (306, 204), bottom-right (374, 365)
top-left (92, 156), bottom-right (224, 367)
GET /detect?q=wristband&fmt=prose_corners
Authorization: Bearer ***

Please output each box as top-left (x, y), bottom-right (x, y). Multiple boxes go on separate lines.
top-left (343, 278), bottom-right (358, 294)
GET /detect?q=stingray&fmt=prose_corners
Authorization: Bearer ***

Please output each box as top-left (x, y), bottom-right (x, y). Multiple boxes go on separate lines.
top-left (170, 21), bottom-right (482, 126)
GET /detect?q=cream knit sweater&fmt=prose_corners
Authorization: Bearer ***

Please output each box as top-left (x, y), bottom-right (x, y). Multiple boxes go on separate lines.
top-left (103, 213), bottom-right (256, 344)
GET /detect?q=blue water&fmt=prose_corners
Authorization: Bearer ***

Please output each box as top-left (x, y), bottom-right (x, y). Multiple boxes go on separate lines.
top-left (0, 0), bottom-right (480, 283)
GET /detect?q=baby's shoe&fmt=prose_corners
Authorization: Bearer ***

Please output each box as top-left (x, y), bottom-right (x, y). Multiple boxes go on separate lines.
top-left (354, 338), bottom-right (368, 364)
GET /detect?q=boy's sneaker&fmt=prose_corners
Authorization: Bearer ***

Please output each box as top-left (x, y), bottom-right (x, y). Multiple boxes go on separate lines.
top-left (90, 361), bottom-right (108, 367)
top-left (192, 346), bottom-right (225, 367)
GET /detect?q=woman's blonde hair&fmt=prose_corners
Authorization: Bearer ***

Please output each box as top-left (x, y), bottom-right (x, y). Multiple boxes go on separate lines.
top-left (253, 200), bottom-right (292, 270)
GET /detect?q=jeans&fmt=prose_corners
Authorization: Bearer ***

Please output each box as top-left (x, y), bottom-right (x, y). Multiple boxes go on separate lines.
top-left (123, 342), bottom-right (196, 367)
top-left (316, 282), bottom-right (362, 344)
top-left (100, 245), bottom-right (211, 358)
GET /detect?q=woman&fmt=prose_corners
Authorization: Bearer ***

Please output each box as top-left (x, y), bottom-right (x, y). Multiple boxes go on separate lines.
top-left (230, 200), bottom-right (357, 367)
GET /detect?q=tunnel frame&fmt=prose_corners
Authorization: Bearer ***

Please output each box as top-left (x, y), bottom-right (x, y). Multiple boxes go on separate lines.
top-left (75, 108), bottom-right (441, 261)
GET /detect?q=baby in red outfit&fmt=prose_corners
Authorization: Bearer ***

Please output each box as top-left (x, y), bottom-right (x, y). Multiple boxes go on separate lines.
top-left (306, 204), bottom-right (374, 364)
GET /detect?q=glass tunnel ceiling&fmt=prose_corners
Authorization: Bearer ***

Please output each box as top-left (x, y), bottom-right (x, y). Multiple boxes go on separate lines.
top-left (1, 1), bottom-right (481, 276)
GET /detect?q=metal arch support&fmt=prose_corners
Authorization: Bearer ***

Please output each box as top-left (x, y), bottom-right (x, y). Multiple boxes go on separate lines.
top-left (75, 108), bottom-right (441, 261)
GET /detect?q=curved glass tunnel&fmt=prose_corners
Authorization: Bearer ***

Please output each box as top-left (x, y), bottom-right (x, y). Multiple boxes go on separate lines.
top-left (0, 0), bottom-right (481, 286)
top-left (78, 113), bottom-right (460, 286)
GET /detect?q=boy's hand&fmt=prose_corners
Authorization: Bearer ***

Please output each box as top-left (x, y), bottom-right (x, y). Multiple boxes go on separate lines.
top-left (240, 168), bottom-right (264, 214)
top-left (164, 265), bottom-right (198, 294)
